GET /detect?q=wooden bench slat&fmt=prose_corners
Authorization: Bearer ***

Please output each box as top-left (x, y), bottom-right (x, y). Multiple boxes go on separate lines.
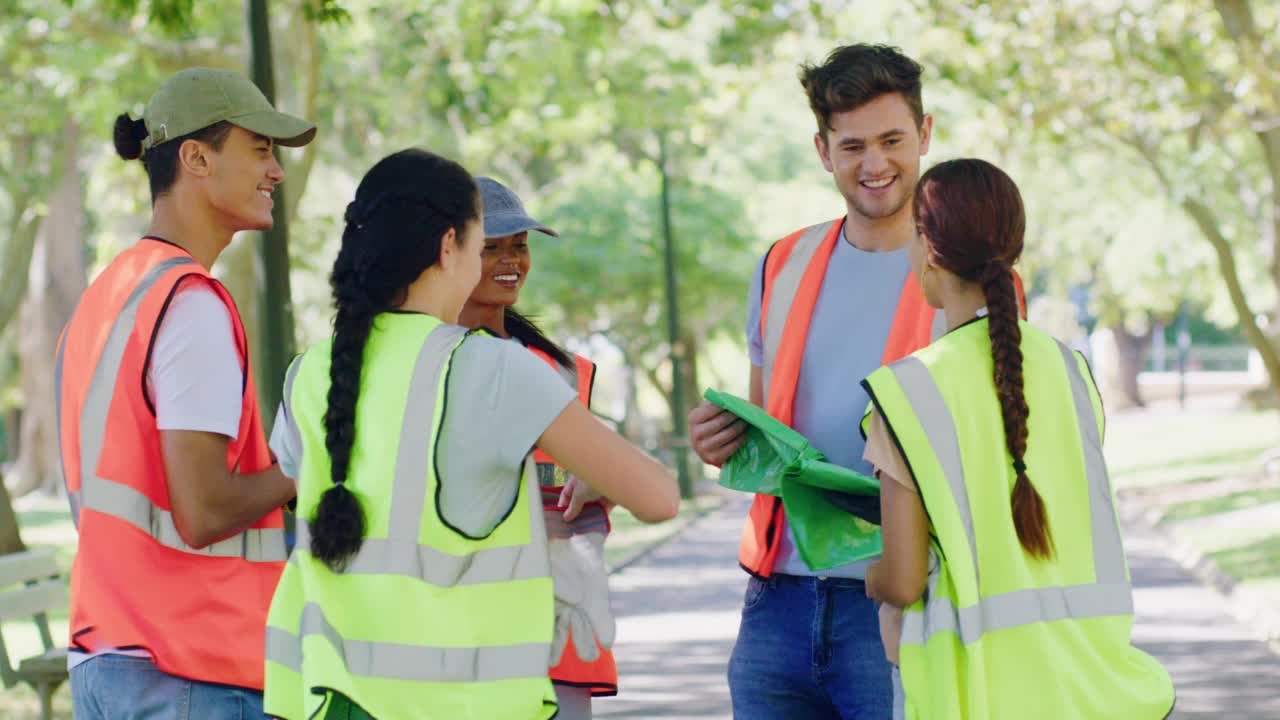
top-left (0, 549), bottom-right (60, 587)
top-left (0, 580), bottom-right (67, 622)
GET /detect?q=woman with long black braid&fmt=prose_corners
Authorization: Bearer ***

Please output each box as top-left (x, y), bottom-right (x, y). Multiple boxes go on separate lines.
top-left (861, 159), bottom-right (1173, 719)
top-left (262, 149), bottom-right (679, 720)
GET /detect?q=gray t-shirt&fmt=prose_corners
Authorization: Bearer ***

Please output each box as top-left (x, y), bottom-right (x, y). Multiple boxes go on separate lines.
top-left (746, 226), bottom-right (911, 578)
top-left (271, 333), bottom-right (576, 537)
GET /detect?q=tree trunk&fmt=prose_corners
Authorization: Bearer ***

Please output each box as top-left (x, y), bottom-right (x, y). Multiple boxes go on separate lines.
top-left (216, 241), bottom-right (263, 405)
top-left (0, 470), bottom-right (26, 555)
top-left (1090, 324), bottom-right (1150, 410)
top-left (247, 0), bottom-right (297, 427)
top-left (11, 122), bottom-right (86, 498)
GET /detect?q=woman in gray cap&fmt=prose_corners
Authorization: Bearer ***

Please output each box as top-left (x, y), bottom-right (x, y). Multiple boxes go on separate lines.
top-left (458, 177), bottom-right (620, 720)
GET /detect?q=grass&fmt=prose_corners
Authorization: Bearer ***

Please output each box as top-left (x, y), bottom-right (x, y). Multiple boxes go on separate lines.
top-left (1104, 410), bottom-right (1279, 489)
top-left (1106, 406), bottom-right (1280, 627)
top-left (1158, 487), bottom-right (1280, 524)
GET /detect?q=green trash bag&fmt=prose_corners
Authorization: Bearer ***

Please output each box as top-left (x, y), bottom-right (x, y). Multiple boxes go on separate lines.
top-left (704, 388), bottom-right (882, 570)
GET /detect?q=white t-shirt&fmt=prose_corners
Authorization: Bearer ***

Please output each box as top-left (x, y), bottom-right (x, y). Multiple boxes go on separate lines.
top-left (69, 283), bottom-right (244, 670)
top-left (148, 283), bottom-right (244, 437)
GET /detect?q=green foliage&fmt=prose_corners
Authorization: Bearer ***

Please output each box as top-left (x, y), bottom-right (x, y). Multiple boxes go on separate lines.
top-left (523, 148), bottom-right (756, 365)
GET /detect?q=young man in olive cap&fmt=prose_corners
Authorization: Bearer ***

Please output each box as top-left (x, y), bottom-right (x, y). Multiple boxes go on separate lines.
top-left (57, 67), bottom-right (315, 718)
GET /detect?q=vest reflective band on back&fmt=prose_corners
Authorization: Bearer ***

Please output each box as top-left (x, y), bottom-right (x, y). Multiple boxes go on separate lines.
top-left (266, 603), bottom-right (551, 684)
top-left (287, 519), bottom-right (548, 587)
top-left (887, 342), bottom-right (1130, 648)
top-left (54, 254), bottom-right (284, 562)
top-left (264, 320), bottom-right (555, 713)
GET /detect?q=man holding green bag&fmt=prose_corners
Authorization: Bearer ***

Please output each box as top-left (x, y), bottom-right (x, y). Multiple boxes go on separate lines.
top-left (688, 44), bottom-right (941, 719)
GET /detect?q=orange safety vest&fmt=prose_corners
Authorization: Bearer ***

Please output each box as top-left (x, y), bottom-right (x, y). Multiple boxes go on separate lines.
top-left (740, 218), bottom-right (1024, 577)
top-left (528, 348), bottom-right (619, 697)
top-left (55, 237), bottom-right (285, 690)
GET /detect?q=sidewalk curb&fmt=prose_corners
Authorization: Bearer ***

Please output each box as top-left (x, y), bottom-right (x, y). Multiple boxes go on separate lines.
top-left (1120, 498), bottom-right (1280, 655)
top-left (608, 492), bottom-right (729, 576)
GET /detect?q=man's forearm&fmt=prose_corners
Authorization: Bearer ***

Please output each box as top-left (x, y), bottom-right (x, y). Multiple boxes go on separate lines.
top-left (201, 464), bottom-right (296, 543)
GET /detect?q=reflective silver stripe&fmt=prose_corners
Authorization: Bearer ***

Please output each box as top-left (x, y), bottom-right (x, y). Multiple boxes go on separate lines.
top-left (89, 477), bottom-right (286, 561)
top-left (74, 257), bottom-right (194, 527)
top-left (761, 221), bottom-right (834, 408)
top-left (294, 519), bottom-right (548, 587)
top-left (386, 325), bottom-right (471, 541)
top-left (54, 334), bottom-right (79, 526)
top-left (265, 624), bottom-right (303, 671)
top-left (1057, 342), bottom-right (1127, 584)
top-left (902, 582), bottom-right (1134, 646)
top-left (266, 602), bottom-right (550, 682)
top-left (930, 306), bottom-right (948, 341)
top-left (889, 356), bottom-right (980, 584)
top-left (74, 255), bottom-right (285, 562)
top-left (280, 355), bottom-right (305, 458)
top-left (895, 343), bottom-right (1133, 647)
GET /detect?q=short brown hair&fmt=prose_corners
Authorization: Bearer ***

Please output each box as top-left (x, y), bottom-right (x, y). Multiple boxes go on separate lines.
top-left (799, 44), bottom-right (925, 135)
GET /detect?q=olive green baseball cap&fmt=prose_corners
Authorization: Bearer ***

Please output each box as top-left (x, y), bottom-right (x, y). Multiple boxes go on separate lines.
top-left (141, 67), bottom-right (316, 155)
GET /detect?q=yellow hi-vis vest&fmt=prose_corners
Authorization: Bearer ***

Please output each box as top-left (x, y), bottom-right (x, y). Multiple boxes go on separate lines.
top-left (862, 318), bottom-right (1174, 720)
top-left (264, 314), bottom-right (557, 720)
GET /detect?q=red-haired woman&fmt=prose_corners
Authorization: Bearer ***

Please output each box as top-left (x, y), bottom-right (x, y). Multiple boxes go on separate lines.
top-left (861, 158), bottom-right (1174, 719)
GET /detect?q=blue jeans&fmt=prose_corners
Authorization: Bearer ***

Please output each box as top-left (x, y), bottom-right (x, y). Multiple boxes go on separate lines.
top-left (728, 574), bottom-right (892, 720)
top-left (71, 654), bottom-right (264, 719)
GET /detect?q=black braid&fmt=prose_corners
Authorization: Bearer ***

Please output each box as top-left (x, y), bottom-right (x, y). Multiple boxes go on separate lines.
top-left (308, 149), bottom-right (480, 572)
top-left (504, 307), bottom-right (572, 369)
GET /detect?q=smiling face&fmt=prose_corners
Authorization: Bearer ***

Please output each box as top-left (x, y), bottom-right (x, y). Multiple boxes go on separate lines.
top-left (815, 92), bottom-right (932, 223)
top-left (201, 126), bottom-right (285, 232)
top-left (467, 230), bottom-right (532, 308)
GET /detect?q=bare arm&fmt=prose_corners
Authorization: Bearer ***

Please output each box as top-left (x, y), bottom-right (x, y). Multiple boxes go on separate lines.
top-left (866, 470), bottom-right (931, 607)
top-left (162, 430), bottom-right (296, 548)
top-left (537, 402), bottom-right (679, 523)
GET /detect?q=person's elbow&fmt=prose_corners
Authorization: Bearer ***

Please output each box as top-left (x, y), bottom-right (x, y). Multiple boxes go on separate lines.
top-left (879, 570), bottom-right (927, 608)
top-left (632, 475), bottom-right (681, 523)
top-left (170, 505), bottom-right (223, 549)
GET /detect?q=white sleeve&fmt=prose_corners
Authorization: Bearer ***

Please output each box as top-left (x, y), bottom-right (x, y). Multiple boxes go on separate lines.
top-left (268, 357), bottom-right (305, 480)
top-left (147, 283), bottom-right (243, 438)
top-left (268, 404), bottom-right (301, 480)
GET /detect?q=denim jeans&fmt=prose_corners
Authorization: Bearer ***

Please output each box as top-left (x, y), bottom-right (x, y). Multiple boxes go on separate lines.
top-left (70, 654), bottom-right (264, 720)
top-left (728, 574), bottom-right (893, 720)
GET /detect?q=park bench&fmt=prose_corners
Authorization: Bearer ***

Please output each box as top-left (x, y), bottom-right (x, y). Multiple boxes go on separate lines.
top-left (0, 548), bottom-right (68, 720)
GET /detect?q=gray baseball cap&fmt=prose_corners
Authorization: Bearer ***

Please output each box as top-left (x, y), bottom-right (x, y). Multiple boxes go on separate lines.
top-left (476, 177), bottom-right (559, 238)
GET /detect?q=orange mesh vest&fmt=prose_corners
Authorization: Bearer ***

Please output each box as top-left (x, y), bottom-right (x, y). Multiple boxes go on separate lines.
top-left (739, 218), bottom-right (1024, 577)
top-left (528, 348), bottom-right (618, 696)
top-left (56, 237), bottom-right (285, 690)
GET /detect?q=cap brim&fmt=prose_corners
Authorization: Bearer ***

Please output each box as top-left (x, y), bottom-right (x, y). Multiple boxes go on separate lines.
top-left (483, 213), bottom-right (560, 238)
top-left (230, 110), bottom-right (317, 147)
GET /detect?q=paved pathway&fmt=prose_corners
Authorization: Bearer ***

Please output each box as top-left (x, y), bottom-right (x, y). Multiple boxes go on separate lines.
top-left (595, 495), bottom-right (1280, 719)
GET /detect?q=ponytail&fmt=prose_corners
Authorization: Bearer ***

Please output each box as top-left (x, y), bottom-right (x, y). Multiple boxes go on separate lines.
top-left (982, 262), bottom-right (1053, 559)
top-left (504, 307), bottom-right (572, 369)
top-left (113, 113), bottom-right (147, 161)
